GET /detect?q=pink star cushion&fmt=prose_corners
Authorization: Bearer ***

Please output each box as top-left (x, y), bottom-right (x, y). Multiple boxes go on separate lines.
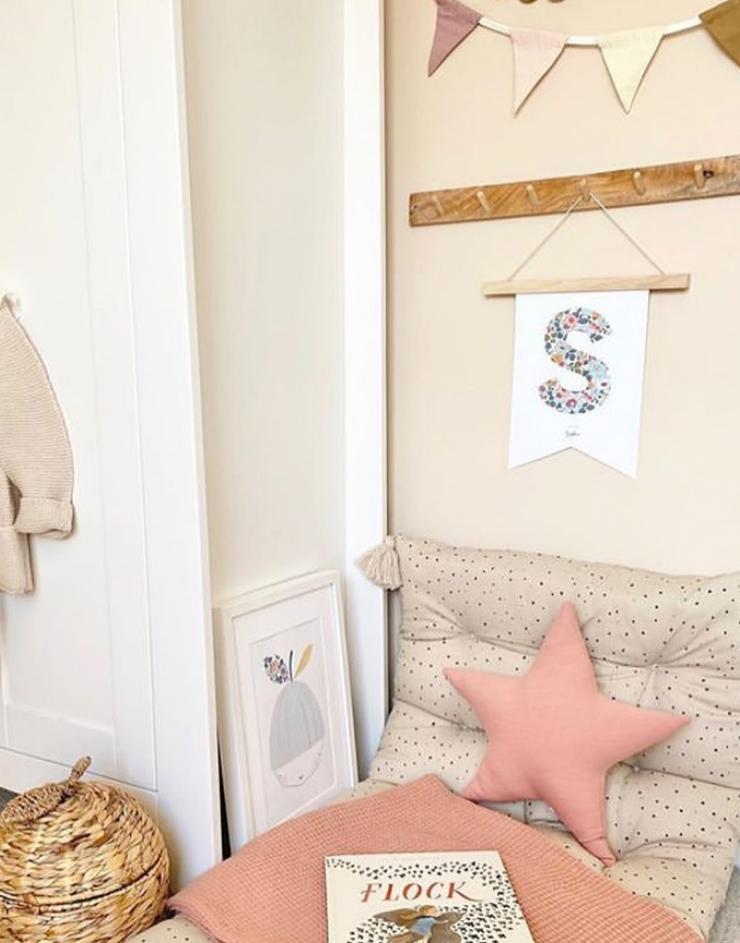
top-left (444, 602), bottom-right (689, 865)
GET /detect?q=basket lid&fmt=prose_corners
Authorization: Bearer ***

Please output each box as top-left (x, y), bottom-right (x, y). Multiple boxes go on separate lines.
top-left (0, 756), bottom-right (91, 825)
top-left (0, 757), bottom-right (168, 909)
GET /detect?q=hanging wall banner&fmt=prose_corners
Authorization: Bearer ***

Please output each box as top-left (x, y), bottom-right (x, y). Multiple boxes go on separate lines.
top-left (426, 0), bottom-right (740, 112)
top-left (509, 291), bottom-right (649, 476)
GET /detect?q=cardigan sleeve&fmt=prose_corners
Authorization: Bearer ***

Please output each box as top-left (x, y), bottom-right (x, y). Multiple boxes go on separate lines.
top-left (0, 297), bottom-right (74, 540)
top-left (0, 470), bottom-right (32, 593)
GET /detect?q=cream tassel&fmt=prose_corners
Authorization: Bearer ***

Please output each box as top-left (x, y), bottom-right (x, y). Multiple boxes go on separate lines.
top-left (356, 536), bottom-right (402, 590)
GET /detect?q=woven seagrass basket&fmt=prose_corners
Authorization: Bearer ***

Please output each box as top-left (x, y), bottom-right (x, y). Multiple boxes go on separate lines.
top-left (0, 757), bottom-right (169, 943)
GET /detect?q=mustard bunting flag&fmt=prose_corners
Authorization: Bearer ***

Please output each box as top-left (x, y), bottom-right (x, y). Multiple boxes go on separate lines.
top-left (428, 0), bottom-right (481, 76)
top-left (701, 0), bottom-right (740, 64)
top-left (597, 28), bottom-right (665, 112)
top-left (511, 28), bottom-right (568, 112)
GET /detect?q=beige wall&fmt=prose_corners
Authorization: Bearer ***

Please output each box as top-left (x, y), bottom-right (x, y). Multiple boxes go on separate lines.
top-left (387, 0), bottom-right (740, 575)
top-left (182, 1), bottom-right (345, 602)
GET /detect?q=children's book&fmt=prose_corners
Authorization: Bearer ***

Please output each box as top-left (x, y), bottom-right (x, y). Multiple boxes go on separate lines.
top-left (325, 850), bottom-right (534, 943)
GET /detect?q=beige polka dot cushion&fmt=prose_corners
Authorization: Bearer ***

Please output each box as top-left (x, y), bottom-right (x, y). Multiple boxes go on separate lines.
top-left (127, 915), bottom-right (209, 942)
top-left (359, 536), bottom-right (740, 939)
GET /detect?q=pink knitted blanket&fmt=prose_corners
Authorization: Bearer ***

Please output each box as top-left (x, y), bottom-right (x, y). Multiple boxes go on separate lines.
top-left (170, 776), bottom-right (701, 943)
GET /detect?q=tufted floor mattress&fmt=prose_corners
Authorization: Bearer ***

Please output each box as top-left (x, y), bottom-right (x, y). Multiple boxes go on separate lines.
top-left (357, 537), bottom-right (740, 938)
top-left (128, 536), bottom-right (740, 942)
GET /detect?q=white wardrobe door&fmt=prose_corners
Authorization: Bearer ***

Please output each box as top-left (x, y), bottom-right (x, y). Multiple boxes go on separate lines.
top-left (0, 0), bottom-right (154, 790)
top-left (0, 0), bottom-right (219, 886)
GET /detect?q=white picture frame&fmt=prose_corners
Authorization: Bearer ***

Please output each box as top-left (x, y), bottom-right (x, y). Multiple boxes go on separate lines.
top-left (215, 571), bottom-right (358, 851)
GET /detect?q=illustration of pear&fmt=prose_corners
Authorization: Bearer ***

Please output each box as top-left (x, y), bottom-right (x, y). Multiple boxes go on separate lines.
top-left (263, 644), bottom-right (325, 788)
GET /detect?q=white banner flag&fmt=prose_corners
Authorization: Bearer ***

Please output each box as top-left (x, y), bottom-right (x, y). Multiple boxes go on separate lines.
top-left (509, 291), bottom-right (649, 476)
top-left (510, 28), bottom-right (568, 113)
top-left (598, 27), bottom-right (665, 112)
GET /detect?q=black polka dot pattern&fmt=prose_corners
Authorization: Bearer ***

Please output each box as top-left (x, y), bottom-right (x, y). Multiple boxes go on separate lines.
top-left (126, 915), bottom-right (208, 943)
top-left (362, 536), bottom-right (740, 939)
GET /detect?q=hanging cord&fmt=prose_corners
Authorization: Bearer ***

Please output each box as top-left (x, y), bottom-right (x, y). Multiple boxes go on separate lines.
top-left (589, 193), bottom-right (665, 275)
top-left (479, 15), bottom-right (701, 47)
top-left (507, 196), bottom-right (584, 280)
top-left (507, 192), bottom-right (665, 280)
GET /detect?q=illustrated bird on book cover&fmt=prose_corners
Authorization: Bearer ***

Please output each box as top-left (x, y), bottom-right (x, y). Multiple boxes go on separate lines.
top-left (375, 906), bottom-right (463, 943)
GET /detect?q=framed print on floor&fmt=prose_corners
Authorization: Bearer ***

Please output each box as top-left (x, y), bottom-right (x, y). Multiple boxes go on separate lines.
top-left (215, 571), bottom-right (358, 851)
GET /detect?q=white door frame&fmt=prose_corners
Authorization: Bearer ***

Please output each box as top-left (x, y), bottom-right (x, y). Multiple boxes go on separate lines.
top-left (343, 0), bottom-right (389, 777)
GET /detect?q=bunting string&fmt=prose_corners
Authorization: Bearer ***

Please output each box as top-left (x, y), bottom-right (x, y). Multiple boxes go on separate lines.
top-left (428, 0), bottom-right (740, 113)
top-left (478, 15), bottom-right (702, 46)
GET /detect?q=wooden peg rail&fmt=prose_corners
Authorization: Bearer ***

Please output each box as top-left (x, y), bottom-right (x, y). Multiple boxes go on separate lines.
top-left (409, 154), bottom-right (740, 227)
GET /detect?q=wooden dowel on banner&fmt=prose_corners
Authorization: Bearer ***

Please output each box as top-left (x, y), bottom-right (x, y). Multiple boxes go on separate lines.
top-left (482, 274), bottom-right (691, 297)
top-left (409, 154), bottom-right (740, 226)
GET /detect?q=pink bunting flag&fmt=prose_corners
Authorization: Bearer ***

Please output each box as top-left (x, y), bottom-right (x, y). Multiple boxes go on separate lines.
top-left (510, 29), bottom-right (568, 112)
top-left (428, 0), bottom-right (482, 76)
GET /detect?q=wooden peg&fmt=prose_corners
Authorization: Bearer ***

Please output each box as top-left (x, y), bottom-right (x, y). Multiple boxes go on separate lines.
top-left (578, 178), bottom-right (590, 199)
top-left (632, 170), bottom-right (646, 195)
top-left (431, 195), bottom-right (444, 216)
top-left (694, 163), bottom-right (707, 190)
top-left (2, 293), bottom-right (22, 316)
top-left (476, 190), bottom-right (492, 215)
top-left (525, 184), bottom-right (539, 207)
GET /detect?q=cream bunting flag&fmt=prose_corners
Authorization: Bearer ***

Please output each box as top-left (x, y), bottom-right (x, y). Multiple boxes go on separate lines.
top-left (428, 0), bottom-right (481, 76)
top-left (510, 29), bottom-right (568, 112)
top-left (598, 27), bottom-right (665, 112)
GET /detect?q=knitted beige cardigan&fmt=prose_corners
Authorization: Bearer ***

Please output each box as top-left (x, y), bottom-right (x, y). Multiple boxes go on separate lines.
top-left (0, 297), bottom-right (74, 593)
